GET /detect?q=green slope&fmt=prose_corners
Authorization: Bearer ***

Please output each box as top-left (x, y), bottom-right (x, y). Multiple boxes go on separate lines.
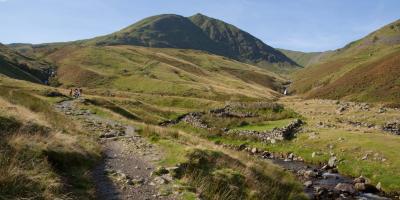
top-left (84, 13), bottom-right (300, 73)
top-left (277, 48), bottom-right (332, 67)
top-left (292, 19), bottom-right (400, 103)
top-left (87, 14), bottom-right (217, 50)
top-left (37, 44), bottom-right (286, 102)
top-left (0, 43), bottom-right (52, 83)
top-left (188, 14), bottom-right (299, 71)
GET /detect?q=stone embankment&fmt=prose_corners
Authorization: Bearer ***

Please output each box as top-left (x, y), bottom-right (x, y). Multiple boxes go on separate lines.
top-left (225, 119), bottom-right (303, 142)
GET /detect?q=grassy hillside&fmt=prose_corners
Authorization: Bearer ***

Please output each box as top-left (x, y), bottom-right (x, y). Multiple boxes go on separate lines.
top-left (82, 13), bottom-right (300, 73)
top-left (277, 49), bottom-right (332, 67)
top-left (0, 77), bottom-right (101, 199)
top-left (292, 19), bottom-right (400, 103)
top-left (188, 14), bottom-right (299, 72)
top-left (86, 14), bottom-right (217, 51)
top-left (0, 43), bottom-right (53, 83)
top-left (32, 44), bottom-right (286, 103)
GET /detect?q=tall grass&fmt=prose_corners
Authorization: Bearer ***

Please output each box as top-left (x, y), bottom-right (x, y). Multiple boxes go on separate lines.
top-left (140, 125), bottom-right (180, 142)
top-left (0, 87), bottom-right (101, 199)
top-left (0, 86), bottom-right (73, 131)
top-left (175, 149), bottom-right (307, 200)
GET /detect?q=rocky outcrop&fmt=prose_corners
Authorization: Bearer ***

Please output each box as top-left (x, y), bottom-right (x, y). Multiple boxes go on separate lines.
top-left (335, 183), bottom-right (356, 194)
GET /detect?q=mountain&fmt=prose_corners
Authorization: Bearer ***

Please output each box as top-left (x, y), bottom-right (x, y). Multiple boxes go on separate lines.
top-left (5, 13), bottom-right (297, 103)
top-left (84, 13), bottom-right (300, 73)
top-left (0, 43), bottom-right (52, 83)
top-left (292, 19), bottom-right (400, 103)
top-left (188, 14), bottom-right (299, 70)
top-left (33, 44), bottom-right (286, 101)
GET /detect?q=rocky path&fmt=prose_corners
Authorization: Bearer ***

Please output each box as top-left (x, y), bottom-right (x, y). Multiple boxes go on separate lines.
top-left (55, 99), bottom-right (175, 200)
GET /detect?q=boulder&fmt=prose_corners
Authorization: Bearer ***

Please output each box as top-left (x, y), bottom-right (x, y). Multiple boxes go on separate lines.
top-left (354, 183), bottom-right (379, 193)
top-left (153, 176), bottom-right (168, 184)
top-left (382, 121), bottom-right (400, 135)
top-left (327, 168), bottom-right (338, 174)
top-left (337, 106), bottom-right (347, 114)
top-left (353, 176), bottom-right (366, 184)
top-left (314, 187), bottom-right (329, 198)
top-left (354, 182), bottom-right (366, 191)
top-left (304, 181), bottom-right (313, 188)
top-left (361, 154), bottom-right (369, 160)
top-left (328, 156), bottom-right (337, 168)
top-left (376, 182), bottom-right (382, 191)
top-left (238, 144), bottom-right (246, 150)
top-left (335, 183), bottom-right (356, 194)
top-left (304, 170), bottom-right (317, 178)
top-left (378, 107), bottom-right (387, 113)
top-left (161, 174), bottom-right (173, 182)
top-left (152, 166), bottom-right (169, 176)
top-left (261, 151), bottom-right (271, 158)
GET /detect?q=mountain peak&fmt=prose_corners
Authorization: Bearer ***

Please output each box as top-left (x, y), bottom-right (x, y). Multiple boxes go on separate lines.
top-left (191, 13), bottom-right (207, 17)
top-left (190, 13), bottom-right (213, 20)
top-left (85, 13), bottom-right (299, 72)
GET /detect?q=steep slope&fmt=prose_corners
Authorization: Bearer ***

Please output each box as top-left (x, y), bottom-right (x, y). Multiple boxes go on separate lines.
top-left (87, 14), bottom-right (218, 51)
top-left (85, 14), bottom-right (300, 73)
top-left (292, 19), bottom-right (400, 103)
top-left (0, 78), bottom-right (101, 199)
top-left (37, 44), bottom-right (286, 101)
top-left (188, 14), bottom-right (299, 71)
top-left (0, 43), bottom-right (52, 83)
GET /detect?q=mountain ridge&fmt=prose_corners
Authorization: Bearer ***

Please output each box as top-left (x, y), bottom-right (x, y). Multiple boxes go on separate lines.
top-left (292, 18), bottom-right (400, 103)
top-left (82, 13), bottom-right (300, 73)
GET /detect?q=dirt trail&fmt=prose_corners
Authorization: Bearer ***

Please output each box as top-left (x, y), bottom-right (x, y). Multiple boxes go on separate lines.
top-left (55, 99), bottom-right (175, 200)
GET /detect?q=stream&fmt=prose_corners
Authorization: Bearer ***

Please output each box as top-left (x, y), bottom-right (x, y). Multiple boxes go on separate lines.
top-left (220, 143), bottom-right (392, 200)
top-left (270, 159), bottom-right (390, 200)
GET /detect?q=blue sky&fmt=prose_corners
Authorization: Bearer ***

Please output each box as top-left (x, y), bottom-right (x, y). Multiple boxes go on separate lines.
top-left (0, 0), bottom-right (399, 52)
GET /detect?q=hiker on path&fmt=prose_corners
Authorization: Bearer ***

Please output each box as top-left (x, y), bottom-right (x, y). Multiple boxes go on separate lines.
top-left (73, 88), bottom-right (80, 98)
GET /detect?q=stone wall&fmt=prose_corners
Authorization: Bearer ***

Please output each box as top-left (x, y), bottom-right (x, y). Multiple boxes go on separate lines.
top-left (225, 119), bottom-right (303, 142)
top-left (383, 121), bottom-right (400, 135)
